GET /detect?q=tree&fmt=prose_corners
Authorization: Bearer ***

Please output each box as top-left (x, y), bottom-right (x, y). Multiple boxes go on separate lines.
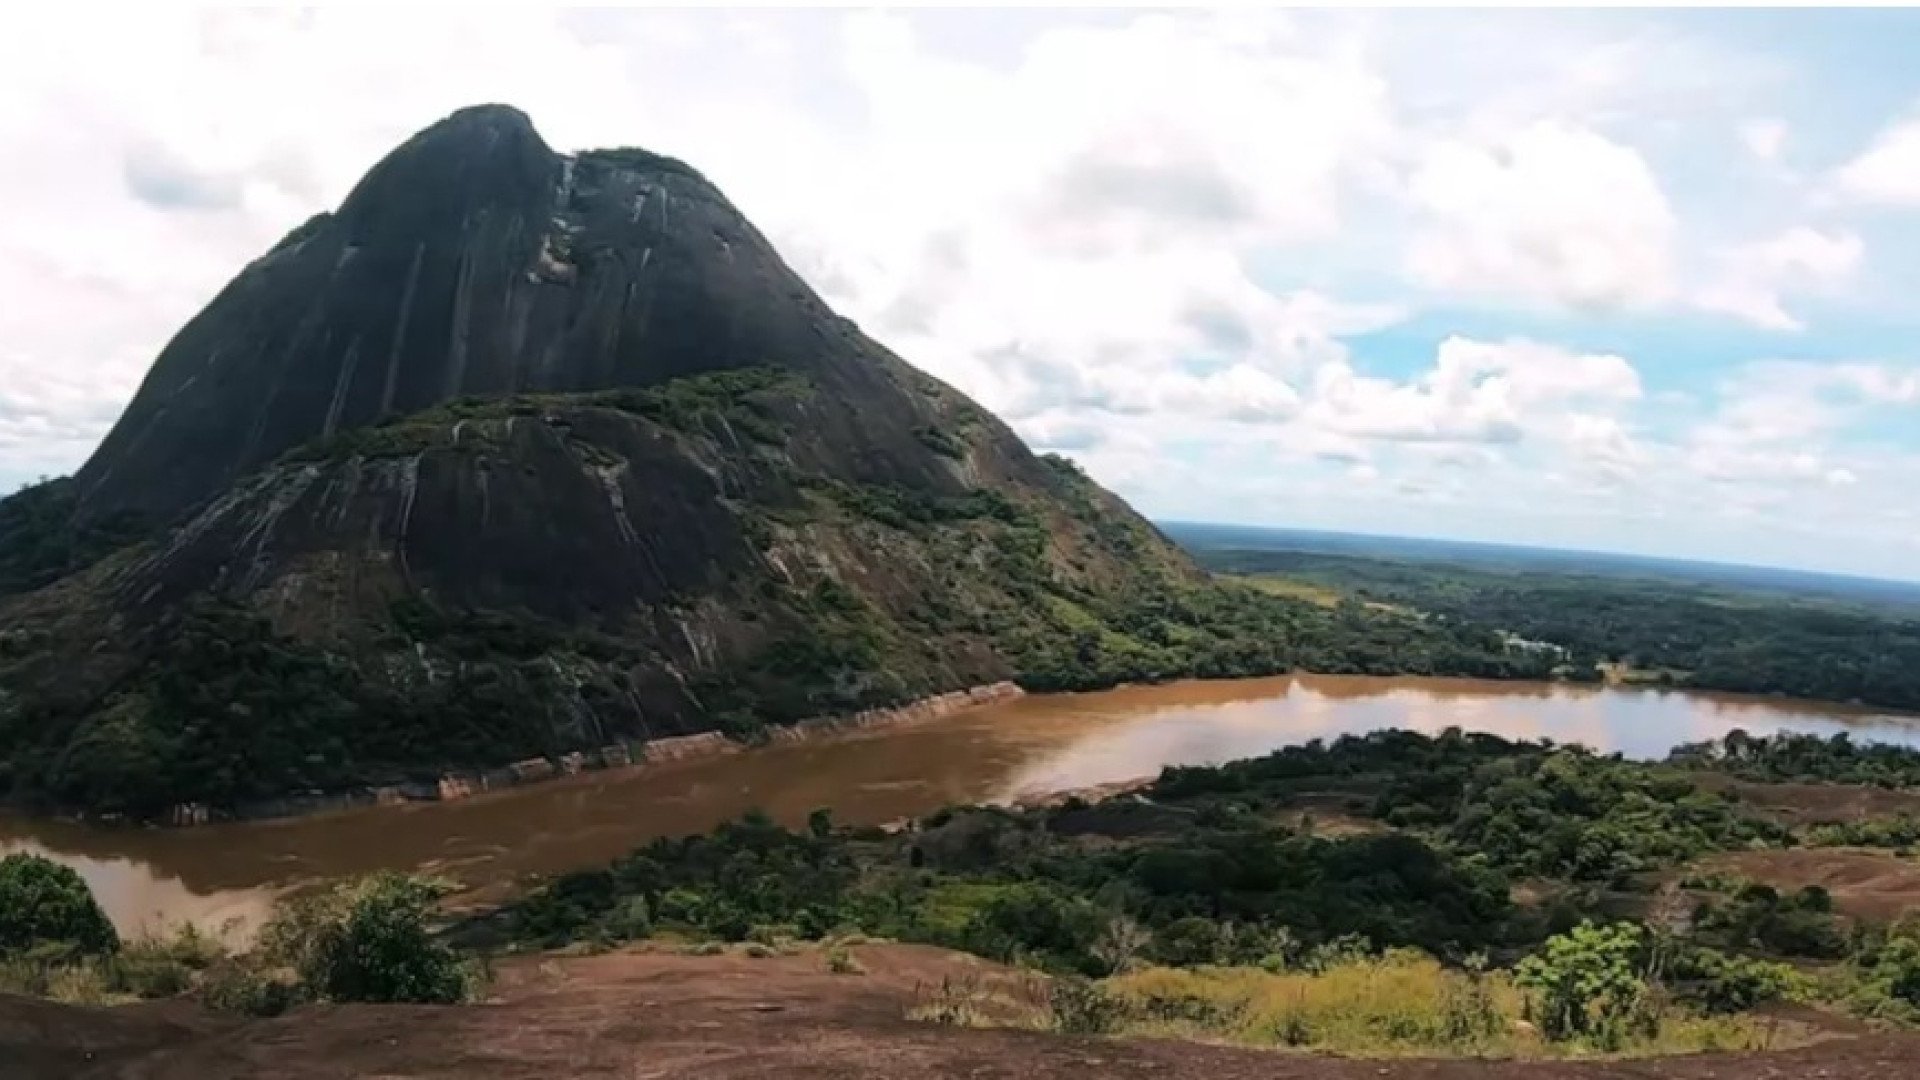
top-left (1091, 915), bottom-right (1151, 975)
top-left (263, 872), bottom-right (469, 1004)
top-left (1514, 921), bottom-right (1648, 1045)
top-left (0, 853), bottom-right (118, 958)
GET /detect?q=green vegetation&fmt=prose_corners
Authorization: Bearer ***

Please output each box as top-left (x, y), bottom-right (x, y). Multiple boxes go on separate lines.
top-left (1691, 880), bottom-right (1847, 958)
top-left (1512, 921), bottom-right (1650, 1045)
top-left (480, 729), bottom-right (1920, 1055)
top-left (0, 865), bottom-right (480, 1012)
top-left (1159, 729), bottom-right (1786, 885)
top-left (501, 783), bottom-right (1513, 975)
top-left (282, 366), bottom-right (807, 464)
top-left (1845, 924), bottom-right (1920, 1023)
top-left (1188, 541), bottom-right (1920, 714)
top-left (1019, 947), bottom-right (1786, 1057)
top-left (1669, 945), bottom-right (1809, 1015)
top-left (0, 853), bottom-right (118, 958)
top-left (0, 923), bottom-right (225, 1006)
top-left (0, 598), bottom-right (592, 816)
top-left (0, 478), bottom-right (151, 598)
top-left (1671, 730), bottom-right (1920, 788)
top-left (1806, 816), bottom-right (1920, 849)
top-left (14, 731), bottom-right (1920, 1060)
top-left (258, 873), bottom-right (474, 1006)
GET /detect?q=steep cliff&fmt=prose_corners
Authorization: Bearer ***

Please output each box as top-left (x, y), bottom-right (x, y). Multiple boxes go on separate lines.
top-left (0, 106), bottom-right (1361, 818)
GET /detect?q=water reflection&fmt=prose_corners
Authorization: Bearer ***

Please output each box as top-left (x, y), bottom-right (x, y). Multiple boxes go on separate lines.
top-left (4, 674), bottom-right (1917, 937)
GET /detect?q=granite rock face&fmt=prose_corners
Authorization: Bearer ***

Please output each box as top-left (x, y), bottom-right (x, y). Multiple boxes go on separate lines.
top-left (0, 105), bottom-right (1205, 817)
top-left (75, 105), bottom-right (953, 525)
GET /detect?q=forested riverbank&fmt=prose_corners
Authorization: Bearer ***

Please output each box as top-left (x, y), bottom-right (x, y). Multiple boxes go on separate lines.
top-left (1176, 529), bottom-right (1920, 717)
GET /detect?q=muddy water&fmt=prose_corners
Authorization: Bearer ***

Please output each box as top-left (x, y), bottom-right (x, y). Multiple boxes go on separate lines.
top-left (5, 674), bottom-right (1918, 938)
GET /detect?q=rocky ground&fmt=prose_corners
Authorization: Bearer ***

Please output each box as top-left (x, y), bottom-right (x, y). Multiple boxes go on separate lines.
top-left (5, 944), bottom-right (1915, 1080)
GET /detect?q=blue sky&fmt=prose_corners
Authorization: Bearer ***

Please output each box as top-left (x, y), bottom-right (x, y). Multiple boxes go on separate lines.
top-left (4, 9), bottom-right (1920, 579)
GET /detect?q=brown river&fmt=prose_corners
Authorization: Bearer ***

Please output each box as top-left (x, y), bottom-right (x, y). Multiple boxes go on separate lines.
top-left (6, 674), bottom-right (1918, 940)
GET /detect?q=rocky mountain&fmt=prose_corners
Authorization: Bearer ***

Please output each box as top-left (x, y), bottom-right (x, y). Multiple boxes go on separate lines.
top-left (0, 106), bottom-right (1470, 819)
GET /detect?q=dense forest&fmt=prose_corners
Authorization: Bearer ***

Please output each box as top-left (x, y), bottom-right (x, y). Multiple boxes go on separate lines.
top-left (1180, 536), bottom-right (1920, 714)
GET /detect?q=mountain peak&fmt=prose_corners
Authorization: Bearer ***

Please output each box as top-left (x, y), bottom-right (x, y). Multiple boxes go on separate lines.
top-left (333, 104), bottom-right (554, 235)
top-left (71, 105), bottom-right (848, 525)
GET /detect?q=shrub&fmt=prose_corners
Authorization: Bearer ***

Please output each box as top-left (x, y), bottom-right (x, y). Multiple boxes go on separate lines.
top-left (261, 873), bottom-right (471, 1005)
top-left (107, 948), bottom-right (195, 997)
top-left (960, 882), bottom-right (1104, 974)
top-left (826, 943), bottom-right (864, 975)
top-left (605, 897), bottom-right (653, 941)
top-left (1149, 916), bottom-right (1227, 967)
top-left (1513, 922), bottom-right (1648, 1045)
top-left (1694, 882), bottom-right (1846, 959)
top-left (1671, 948), bottom-right (1806, 1014)
top-left (201, 962), bottom-right (305, 1017)
top-left (1844, 927), bottom-right (1920, 1022)
top-left (1048, 976), bottom-right (1122, 1035)
top-left (0, 854), bottom-right (118, 958)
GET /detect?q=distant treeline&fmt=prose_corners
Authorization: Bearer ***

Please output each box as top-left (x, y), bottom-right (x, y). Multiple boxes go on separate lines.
top-left (1183, 541), bottom-right (1920, 715)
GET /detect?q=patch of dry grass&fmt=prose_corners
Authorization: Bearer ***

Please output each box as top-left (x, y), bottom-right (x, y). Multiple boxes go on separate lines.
top-left (912, 949), bottom-right (1814, 1059)
top-left (1101, 953), bottom-right (1807, 1058)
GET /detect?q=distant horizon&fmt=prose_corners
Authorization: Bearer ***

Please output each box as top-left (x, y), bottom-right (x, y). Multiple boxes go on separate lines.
top-left (1154, 517), bottom-right (1920, 590)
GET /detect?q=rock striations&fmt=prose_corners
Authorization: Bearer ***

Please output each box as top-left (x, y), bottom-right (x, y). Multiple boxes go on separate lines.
top-left (0, 105), bottom-right (1241, 820)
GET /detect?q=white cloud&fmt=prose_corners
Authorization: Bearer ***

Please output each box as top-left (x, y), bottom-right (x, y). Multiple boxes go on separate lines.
top-left (1561, 414), bottom-right (1647, 481)
top-left (1836, 108), bottom-right (1920, 205)
top-left (1302, 336), bottom-right (1641, 445)
top-left (769, 12), bottom-right (1411, 441)
top-left (1728, 359), bottom-right (1920, 408)
top-left (1739, 118), bottom-right (1786, 163)
top-left (1404, 121), bottom-right (1677, 310)
top-left (1677, 359), bottom-right (1920, 491)
top-left (1694, 226), bottom-right (1863, 331)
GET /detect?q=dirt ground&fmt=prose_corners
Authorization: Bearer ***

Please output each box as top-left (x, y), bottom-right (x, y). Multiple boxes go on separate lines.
top-left (5, 944), bottom-right (1919, 1080)
top-left (1697, 776), bottom-right (1920, 828)
top-left (1694, 848), bottom-right (1920, 923)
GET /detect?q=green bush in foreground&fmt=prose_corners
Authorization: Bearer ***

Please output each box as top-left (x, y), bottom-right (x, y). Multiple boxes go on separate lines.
top-left (0, 853), bottom-right (118, 958)
top-left (260, 872), bottom-right (473, 1006)
top-left (1513, 921), bottom-right (1649, 1046)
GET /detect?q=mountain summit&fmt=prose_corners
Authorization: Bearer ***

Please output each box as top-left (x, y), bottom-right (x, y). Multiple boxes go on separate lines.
top-left (74, 103), bottom-right (919, 525)
top-left (0, 106), bottom-right (1322, 819)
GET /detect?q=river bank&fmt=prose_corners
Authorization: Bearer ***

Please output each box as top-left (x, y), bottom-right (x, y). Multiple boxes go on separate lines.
top-left (149, 681), bottom-right (1024, 828)
top-left (10, 672), bottom-right (1920, 939)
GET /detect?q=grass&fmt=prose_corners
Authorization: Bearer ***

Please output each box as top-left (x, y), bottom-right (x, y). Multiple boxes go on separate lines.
top-left (1598, 662), bottom-right (1693, 686)
top-left (1230, 575), bottom-right (1346, 608)
top-left (1230, 574), bottom-right (1411, 616)
top-left (0, 925), bottom-right (228, 1005)
top-left (913, 951), bottom-right (1813, 1059)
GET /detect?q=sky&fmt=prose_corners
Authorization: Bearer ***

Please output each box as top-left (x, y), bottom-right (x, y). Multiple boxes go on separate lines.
top-left (4, 8), bottom-right (1920, 579)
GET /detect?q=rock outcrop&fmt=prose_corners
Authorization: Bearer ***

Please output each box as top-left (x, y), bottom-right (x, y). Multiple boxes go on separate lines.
top-left (0, 105), bottom-right (1228, 820)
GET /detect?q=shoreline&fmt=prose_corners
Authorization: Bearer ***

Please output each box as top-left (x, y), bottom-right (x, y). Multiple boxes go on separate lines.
top-left (22, 668), bottom-right (1919, 830)
top-left (141, 681), bottom-right (1024, 828)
